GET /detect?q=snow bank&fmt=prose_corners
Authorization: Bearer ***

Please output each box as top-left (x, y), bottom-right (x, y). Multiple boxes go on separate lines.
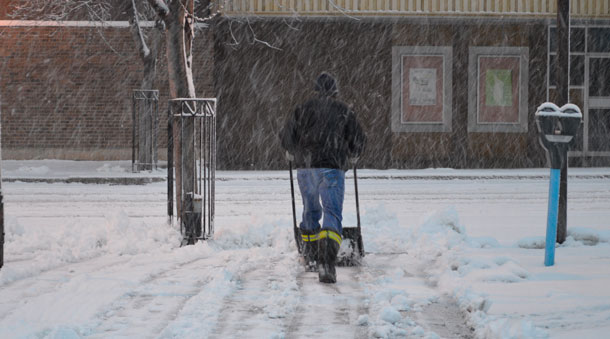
top-left (516, 228), bottom-right (610, 249)
top-left (392, 207), bottom-right (547, 338)
top-left (0, 212), bottom-right (181, 286)
top-left (564, 227), bottom-right (610, 247)
top-left (359, 204), bottom-right (409, 254)
top-left (211, 218), bottom-right (294, 253)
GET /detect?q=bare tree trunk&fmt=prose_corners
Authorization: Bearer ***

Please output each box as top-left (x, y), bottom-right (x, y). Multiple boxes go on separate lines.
top-left (170, 0), bottom-right (194, 226)
top-left (164, 0), bottom-right (195, 99)
top-left (149, 0), bottom-right (197, 222)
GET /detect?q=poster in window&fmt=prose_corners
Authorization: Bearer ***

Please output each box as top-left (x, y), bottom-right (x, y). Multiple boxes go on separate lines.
top-left (478, 56), bottom-right (520, 123)
top-left (402, 55), bottom-right (444, 123)
top-left (409, 68), bottom-right (437, 106)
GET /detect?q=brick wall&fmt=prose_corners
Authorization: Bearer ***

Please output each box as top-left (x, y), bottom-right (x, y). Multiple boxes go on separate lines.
top-left (0, 17), bottom-right (578, 169)
top-left (0, 22), bottom-right (214, 160)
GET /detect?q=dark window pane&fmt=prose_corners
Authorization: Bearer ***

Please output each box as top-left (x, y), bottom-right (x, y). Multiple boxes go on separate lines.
top-left (589, 58), bottom-right (610, 97)
top-left (589, 109), bottom-right (610, 152)
top-left (549, 88), bottom-right (558, 102)
top-left (570, 55), bottom-right (584, 86)
top-left (549, 27), bottom-right (557, 53)
top-left (571, 27), bottom-right (585, 52)
top-left (570, 122), bottom-right (584, 151)
top-left (549, 27), bottom-right (585, 53)
top-left (568, 89), bottom-right (584, 151)
top-left (548, 54), bottom-right (557, 87)
top-left (588, 28), bottom-right (610, 53)
top-left (569, 88), bottom-right (584, 109)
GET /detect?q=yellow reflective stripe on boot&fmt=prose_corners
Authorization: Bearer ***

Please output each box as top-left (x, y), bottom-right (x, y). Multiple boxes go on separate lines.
top-left (301, 233), bottom-right (320, 242)
top-left (318, 230), bottom-right (342, 246)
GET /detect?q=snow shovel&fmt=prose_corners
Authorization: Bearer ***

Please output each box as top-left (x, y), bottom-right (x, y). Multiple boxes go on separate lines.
top-left (289, 162), bottom-right (364, 267)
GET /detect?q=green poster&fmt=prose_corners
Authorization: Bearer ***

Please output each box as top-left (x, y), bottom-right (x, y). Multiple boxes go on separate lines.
top-left (485, 69), bottom-right (513, 107)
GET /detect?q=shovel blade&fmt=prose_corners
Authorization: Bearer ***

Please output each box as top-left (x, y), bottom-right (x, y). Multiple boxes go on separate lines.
top-left (337, 227), bottom-right (364, 267)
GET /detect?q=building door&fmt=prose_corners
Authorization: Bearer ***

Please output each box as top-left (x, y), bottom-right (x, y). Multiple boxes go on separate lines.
top-left (585, 55), bottom-right (610, 157)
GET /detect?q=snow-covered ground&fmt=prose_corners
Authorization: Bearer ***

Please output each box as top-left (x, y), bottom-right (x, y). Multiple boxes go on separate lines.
top-left (1, 161), bottom-right (609, 338)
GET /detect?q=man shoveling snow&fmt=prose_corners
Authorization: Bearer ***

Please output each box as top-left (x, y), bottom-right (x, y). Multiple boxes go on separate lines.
top-left (280, 72), bottom-right (366, 283)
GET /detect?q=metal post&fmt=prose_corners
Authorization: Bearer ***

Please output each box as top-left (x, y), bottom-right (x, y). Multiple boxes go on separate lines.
top-left (0, 101), bottom-right (3, 270)
top-left (132, 95), bottom-right (136, 173)
top-left (168, 103), bottom-right (174, 220)
top-left (0, 194), bottom-right (3, 270)
top-left (181, 103), bottom-right (196, 244)
top-left (545, 168), bottom-right (561, 266)
top-left (557, 0), bottom-right (570, 244)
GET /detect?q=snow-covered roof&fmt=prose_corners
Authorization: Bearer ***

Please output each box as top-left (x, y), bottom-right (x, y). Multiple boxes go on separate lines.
top-left (221, 0), bottom-right (610, 18)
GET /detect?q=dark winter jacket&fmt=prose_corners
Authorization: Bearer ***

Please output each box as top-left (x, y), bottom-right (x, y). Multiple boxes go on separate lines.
top-left (280, 81), bottom-right (366, 170)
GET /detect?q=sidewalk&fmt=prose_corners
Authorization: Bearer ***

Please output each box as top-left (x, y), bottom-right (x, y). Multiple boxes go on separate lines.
top-left (1, 160), bottom-right (166, 185)
top-left (2, 160), bottom-right (610, 184)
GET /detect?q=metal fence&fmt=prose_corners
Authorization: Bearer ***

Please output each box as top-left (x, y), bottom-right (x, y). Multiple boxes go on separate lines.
top-left (132, 90), bottom-right (159, 172)
top-left (168, 98), bottom-right (216, 245)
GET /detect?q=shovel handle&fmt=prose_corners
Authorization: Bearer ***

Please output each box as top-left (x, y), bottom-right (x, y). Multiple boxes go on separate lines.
top-left (354, 165), bottom-right (364, 257)
top-left (289, 161), bottom-right (302, 254)
top-left (354, 166), bottom-right (361, 229)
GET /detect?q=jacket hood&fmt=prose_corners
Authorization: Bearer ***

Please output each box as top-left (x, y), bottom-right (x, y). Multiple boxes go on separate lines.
top-left (314, 72), bottom-right (339, 97)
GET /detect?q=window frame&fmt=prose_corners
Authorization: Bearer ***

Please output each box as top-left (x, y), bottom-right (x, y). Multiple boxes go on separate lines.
top-left (391, 46), bottom-right (453, 133)
top-left (467, 46), bottom-right (529, 133)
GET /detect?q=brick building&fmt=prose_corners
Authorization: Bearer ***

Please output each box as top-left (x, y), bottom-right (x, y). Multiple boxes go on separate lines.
top-left (1, 1), bottom-right (609, 169)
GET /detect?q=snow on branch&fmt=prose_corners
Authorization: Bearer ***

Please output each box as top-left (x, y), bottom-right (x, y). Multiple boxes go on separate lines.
top-left (129, 0), bottom-right (151, 59)
top-left (147, 0), bottom-right (170, 18)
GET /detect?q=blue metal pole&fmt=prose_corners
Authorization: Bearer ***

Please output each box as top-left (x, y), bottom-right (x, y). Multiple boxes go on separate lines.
top-left (545, 168), bottom-right (561, 266)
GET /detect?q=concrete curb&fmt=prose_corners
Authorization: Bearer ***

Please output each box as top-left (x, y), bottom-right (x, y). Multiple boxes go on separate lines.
top-left (4, 173), bottom-right (610, 185)
top-left (4, 177), bottom-right (166, 185)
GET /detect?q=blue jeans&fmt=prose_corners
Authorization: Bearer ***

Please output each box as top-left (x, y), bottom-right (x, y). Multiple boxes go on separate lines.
top-left (297, 168), bottom-right (345, 235)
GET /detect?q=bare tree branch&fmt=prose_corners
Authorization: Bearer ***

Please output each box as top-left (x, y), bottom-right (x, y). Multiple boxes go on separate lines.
top-left (9, 0), bottom-right (113, 21)
top-left (191, 1), bottom-right (221, 23)
top-left (128, 0), bottom-right (151, 60)
top-left (246, 17), bottom-right (282, 51)
top-left (147, 0), bottom-right (170, 19)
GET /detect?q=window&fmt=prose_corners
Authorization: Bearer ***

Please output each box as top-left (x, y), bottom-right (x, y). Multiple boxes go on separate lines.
top-left (391, 46), bottom-right (452, 133)
top-left (588, 28), bottom-right (610, 53)
top-left (468, 47), bottom-right (529, 133)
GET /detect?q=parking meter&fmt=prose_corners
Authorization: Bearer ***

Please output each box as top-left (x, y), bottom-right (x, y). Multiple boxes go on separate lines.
top-left (536, 103), bottom-right (582, 169)
top-left (535, 103), bottom-right (582, 266)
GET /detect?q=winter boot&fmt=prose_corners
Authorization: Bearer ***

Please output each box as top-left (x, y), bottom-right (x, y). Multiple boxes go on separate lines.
top-left (317, 230), bottom-right (341, 283)
top-left (301, 229), bottom-right (319, 272)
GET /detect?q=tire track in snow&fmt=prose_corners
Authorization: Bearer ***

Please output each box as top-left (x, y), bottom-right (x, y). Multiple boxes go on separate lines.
top-left (0, 251), bottom-right (221, 337)
top-left (84, 256), bottom-right (224, 338)
top-left (0, 248), bottom-right (130, 289)
top-left (287, 266), bottom-right (369, 339)
top-left (0, 255), bottom-right (132, 322)
top-left (209, 254), bottom-right (299, 339)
